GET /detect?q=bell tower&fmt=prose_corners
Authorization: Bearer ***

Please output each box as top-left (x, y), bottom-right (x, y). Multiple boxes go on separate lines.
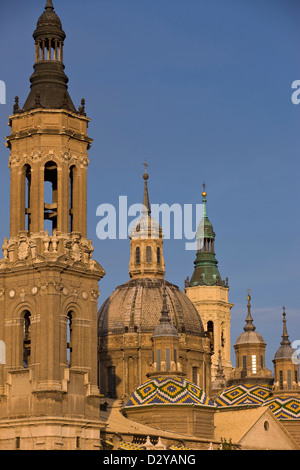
top-left (0, 1), bottom-right (105, 450)
top-left (185, 185), bottom-right (233, 380)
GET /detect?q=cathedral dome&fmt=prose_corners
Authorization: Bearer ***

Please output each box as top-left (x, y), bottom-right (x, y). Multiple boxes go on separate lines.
top-left (122, 376), bottom-right (215, 409)
top-left (98, 278), bottom-right (205, 337)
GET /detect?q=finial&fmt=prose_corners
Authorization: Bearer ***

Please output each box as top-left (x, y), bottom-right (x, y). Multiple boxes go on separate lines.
top-left (202, 182), bottom-right (207, 218)
top-left (13, 96), bottom-right (20, 114)
top-left (142, 160), bottom-right (151, 214)
top-left (78, 98), bottom-right (86, 116)
top-left (45, 0), bottom-right (54, 11)
top-left (244, 289), bottom-right (255, 332)
top-left (143, 159), bottom-right (149, 180)
top-left (280, 306), bottom-right (290, 345)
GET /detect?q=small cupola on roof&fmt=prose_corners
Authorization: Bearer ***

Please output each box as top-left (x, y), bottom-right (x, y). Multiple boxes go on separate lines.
top-left (149, 283), bottom-right (183, 378)
top-left (234, 291), bottom-right (265, 346)
top-left (128, 163), bottom-right (165, 279)
top-left (22, 0), bottom-right (77, 112)
top-left (189, 184), bottom-right (227, 287)
top-left (272, 307), bottom-right (300, 396)
top-left (274, 307), bottom-right (295, 360)
top-left (228, 291), bottom-right (273, 386)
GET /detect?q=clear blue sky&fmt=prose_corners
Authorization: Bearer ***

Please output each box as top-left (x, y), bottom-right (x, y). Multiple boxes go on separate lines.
top-left (0, 0), bottom-right (299, 370)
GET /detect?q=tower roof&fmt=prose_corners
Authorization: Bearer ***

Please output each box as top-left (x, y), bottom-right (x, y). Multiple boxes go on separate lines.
top-left (189, 185), bottom-right (226, 287)
top-left (22, 1), bottom-right (76, 113)
top-left (234, 292), bottom-right (265, 346)
top-left (33, 0), bottom-right (65, 42)
top-left (129, 165), bottom-right (161, 240)
top-left (195, 184), bottom-right (215, 240)
top-left (274, 307), bottom-right (295, 360)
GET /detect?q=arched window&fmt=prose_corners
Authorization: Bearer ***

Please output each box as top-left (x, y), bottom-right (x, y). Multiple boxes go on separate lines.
top-left (23, 311), bottom-right (31, 368)
top-left (22, 164), bottom-right (31, 231)
top-left (146, 246), bottom-right (152, 263)
top-left (157, 247), bottom-right (161, 264)
top-left (67, 312), bottom-right (73, 367)
top-left (207, 321), bottom-right (214, 353)
top-left (69, 165), bottom-right (77, 233)
top-left (135, 247), bottom-right (140, 265)
top-left (44, 161), bottom-right (58, 233)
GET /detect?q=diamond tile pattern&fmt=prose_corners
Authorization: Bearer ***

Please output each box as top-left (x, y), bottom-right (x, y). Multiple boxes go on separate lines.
top-left (123, 376), bottom-right (215, 408)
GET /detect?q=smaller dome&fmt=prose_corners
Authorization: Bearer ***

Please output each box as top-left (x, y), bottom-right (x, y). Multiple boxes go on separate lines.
top-left (196, 217), bottom-right (215, 240)
top-left (274, 343), bottom-right (295, 360)
top-left (122, 376), bottom-right (215, 409)
top-left (33, 1), bottom-right (66, 41)
top-left (234, 293), bottom-right (266, 346)
top-left (130, 213), bottom-right (161, 240)
top-left (264, 396), bottom-right (300, 420)
top-left (214, 383), bottom-right (272, 408)
top-left (235, 330), bottom-right (265, 346)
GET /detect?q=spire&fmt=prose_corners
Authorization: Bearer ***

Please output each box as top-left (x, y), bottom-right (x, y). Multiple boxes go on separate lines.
top-left (21, 1), bottom-right (77, 113)
top-left (189, 184), bottom-right (226, 287)
top-left (244, 290), bottom-right (256, 332)
top-left (160, 283), bottom-right (171, 324)
top-left (202, 182), bottom-right (207, 219)
top-left (45, 0), bottom-right (54, 11)
top-left (152, 282), bottom-right (178, 338)
top-left (280, 307), bottom-right (291, 347)
top-left (142, 160), bottom-right (151, 215)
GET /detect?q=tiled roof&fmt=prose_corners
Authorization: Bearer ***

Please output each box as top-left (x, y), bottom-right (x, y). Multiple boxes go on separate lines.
top-left (123, 376), bottom-right (215, 408)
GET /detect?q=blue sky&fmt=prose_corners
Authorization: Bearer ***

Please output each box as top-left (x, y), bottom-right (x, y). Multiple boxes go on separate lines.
top-left (0, 0), bottom-right (299, 370)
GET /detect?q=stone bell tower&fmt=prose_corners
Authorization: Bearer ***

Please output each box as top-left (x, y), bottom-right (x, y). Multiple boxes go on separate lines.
top-left (0, 1), bottom-right (105, 450)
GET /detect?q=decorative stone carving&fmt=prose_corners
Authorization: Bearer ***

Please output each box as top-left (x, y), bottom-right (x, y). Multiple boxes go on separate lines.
top-left (43, 230), bottom-right (51, 253)
top-left (70, 242), bottom-right (81, 261)
top-left (82, 291), bottom-right (88, 301)
top-left (2, 238), bottom-right (8, 260)
top-left (51, 231), bottom-right (59, 252)
top-left (8, 289), bottom-right (16, 299)
top-left (29, 240), bottom-right (38, 259)
top-left (18, 239), bottom-right (30, 260)
top-left (31, 286), bottom-right (38, 296)
top-left (62, 287), bottom-right (69, 296)
top-left (8, 155), bottom-right (20, 169)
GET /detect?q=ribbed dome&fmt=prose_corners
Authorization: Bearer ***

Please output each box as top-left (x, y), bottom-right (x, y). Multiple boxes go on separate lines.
top-left (235, 330), bottom-right (265, 346)
top-left (98, 278), bottom-right (205, 337)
